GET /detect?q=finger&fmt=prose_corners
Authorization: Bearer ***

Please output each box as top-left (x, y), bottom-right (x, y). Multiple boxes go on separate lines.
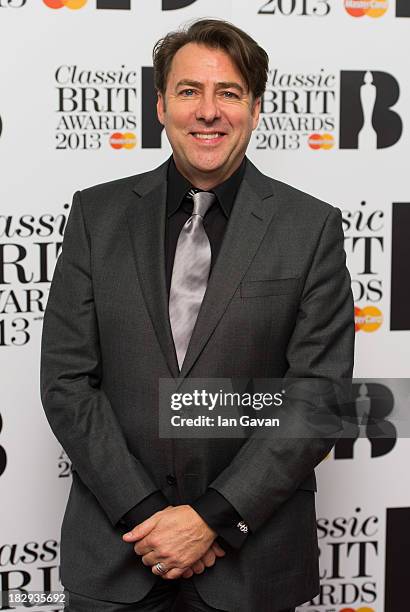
top-left (151, 562), bottom-right (172, 577)
top-left (156, 567), bottom-right (186, 580)
top-left (122, 515), bottom-right (159, 542)
top-left (141, 552), bottom-right (162, 567)
top-left (133, 541), bottom-right (153, 556)
top-left (211, 541), bottom-right (226, 557)
top-left (191, 560), bottom-right (205, 575)
top-left (181, 568), bottom-right (194, 578)
top-left (201, 549), bottom-right (216, 568)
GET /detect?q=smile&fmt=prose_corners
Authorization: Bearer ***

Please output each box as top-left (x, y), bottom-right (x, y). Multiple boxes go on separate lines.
top-left (190, 132), bottom-right (226, 144)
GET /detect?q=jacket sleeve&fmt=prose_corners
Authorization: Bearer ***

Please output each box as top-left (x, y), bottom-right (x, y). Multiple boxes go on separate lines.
top-left (40, 191), bottom-right (159, 526)
top-left (191, 488), bottom-right (249, 549)
top-left (120, 492), bottom-right (170, 530)
top-left (208, 207), bottom-right (355, 534)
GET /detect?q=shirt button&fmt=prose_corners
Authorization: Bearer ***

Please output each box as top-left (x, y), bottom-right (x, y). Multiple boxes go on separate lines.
top-left (166, 474), bottom-right (176, 485)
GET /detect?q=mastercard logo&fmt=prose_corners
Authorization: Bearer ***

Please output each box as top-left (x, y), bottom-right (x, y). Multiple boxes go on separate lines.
top-left (308, 133), bottom-right (334, 150)
top-left (43, 0), bottom-right (87, 8)
top-left (355, 306), bottom-right (383, 332)
top-left (344, 0), bottom-right (388, 17)
top-left (109, 132), bottom-right (137, 150)
top-left (340, 608), bottom-right (375, 612)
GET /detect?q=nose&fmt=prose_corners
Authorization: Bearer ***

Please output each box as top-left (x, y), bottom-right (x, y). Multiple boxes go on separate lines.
top-left (195, 92), bottom-right (221, 123)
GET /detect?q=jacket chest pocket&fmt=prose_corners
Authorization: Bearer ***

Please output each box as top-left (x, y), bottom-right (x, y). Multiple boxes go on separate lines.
top-left (240, 277), bottom-right (300, 298)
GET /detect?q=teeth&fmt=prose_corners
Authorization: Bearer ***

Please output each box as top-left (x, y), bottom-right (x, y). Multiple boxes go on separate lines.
top-left (193, 133), bottom-right (222, 139)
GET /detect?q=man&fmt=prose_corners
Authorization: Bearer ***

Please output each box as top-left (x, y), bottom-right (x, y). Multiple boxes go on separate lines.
top-left (40, 18), bottom-right (354, 612)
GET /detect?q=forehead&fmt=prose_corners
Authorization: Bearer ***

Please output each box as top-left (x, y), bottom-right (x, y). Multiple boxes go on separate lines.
top-left (167, 42), bottom-right (245, 87)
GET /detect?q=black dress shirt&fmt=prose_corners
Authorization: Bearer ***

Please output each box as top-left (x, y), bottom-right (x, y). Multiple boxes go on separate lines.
top-left (120, 157), bottom-right (250, 550)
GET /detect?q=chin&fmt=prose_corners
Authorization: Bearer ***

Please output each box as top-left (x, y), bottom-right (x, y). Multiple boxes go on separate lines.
top-left (188, 156), bottom-right (226, 175)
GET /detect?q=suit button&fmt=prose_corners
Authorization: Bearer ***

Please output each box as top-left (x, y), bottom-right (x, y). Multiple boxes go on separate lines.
top-left (166, 474), bottom-right (176, 485)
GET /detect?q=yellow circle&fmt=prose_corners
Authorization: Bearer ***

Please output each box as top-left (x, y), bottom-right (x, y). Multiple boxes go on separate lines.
top-left (322, 133), bottom-right (334, 150)
top-left (367, 0), bottom-right (388, 17)
top-left (63, 0), bottom-right (88, 9)
top-left (361, 306), bottom-right (383, 332)
top-left (123, 132), bottom-right (137, 150)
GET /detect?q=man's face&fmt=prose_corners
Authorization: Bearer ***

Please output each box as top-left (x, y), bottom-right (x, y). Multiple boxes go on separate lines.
top-left (157, 42), bottom-right (261, 188)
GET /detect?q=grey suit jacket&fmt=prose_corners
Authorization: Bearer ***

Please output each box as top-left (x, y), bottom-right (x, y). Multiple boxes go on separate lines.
top-left (40, 157), bottom-right (354, 612)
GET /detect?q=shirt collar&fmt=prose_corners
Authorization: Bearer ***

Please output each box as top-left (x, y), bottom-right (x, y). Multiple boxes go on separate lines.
top-left (166, 156), bottom-right (247, 218)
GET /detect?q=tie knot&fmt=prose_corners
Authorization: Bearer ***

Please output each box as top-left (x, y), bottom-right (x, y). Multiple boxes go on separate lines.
top-left (192, 191), bottom-right (215, 219)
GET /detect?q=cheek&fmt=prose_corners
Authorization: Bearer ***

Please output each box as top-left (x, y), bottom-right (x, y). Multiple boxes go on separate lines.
top-left (228, 111), bottom-right (254, 134)
top-left (167, 104), bottom-right (195, 129)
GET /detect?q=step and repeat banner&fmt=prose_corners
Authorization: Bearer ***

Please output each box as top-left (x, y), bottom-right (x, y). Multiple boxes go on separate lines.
top-left (0, 1), bottom-right (409, 610)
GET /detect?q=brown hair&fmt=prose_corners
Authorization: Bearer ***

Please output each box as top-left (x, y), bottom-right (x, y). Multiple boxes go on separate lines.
top-left (153, 19), bottom-right (269, 100)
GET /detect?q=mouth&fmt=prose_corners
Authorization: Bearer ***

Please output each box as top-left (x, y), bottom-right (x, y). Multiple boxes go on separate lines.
top-left (189, 132), bottom-right (226, 144)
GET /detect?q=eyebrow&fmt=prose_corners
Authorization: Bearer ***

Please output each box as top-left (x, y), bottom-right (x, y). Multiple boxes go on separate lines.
top-left (175, 79), bottom-right (245, 94)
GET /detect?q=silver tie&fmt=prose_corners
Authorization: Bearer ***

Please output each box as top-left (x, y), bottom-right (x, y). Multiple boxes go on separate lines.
top-left (169, 191), bottom-right (215, 370)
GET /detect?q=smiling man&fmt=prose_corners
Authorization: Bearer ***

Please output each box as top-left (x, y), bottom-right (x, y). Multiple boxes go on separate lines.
top-left (155, 42), bottom-right (260, 188)
top-left (41, 19), bottom-right (354, 612)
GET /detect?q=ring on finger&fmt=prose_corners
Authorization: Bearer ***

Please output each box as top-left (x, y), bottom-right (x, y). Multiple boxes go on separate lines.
top-left (155, 562), bottom-right (168, 575)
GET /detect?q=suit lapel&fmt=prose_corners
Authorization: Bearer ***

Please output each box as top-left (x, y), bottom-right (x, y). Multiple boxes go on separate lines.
top-left (178, 160), bottom-right (278, 381)
top-left (126, 160), bottom-right (180, 378)
top-left (126, 158), bottom-right (279, 382)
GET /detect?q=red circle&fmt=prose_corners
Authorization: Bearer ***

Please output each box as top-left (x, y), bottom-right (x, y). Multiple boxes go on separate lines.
top-left (110, 133), bottom-right (123, 150)
top-left (344, 0), bottom-right (366, 17)
top-left (354, 306), bottom-right (365, 332)
top-left (43, 0), bottom-right (65, 8)
top-left (308, 133), bottom-right (322, 150)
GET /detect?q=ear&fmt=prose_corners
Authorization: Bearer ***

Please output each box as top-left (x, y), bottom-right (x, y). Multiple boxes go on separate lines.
top-left (251, 97), bottom-right (261, 131)
top-left (157, 92), bottom-right (165, 126)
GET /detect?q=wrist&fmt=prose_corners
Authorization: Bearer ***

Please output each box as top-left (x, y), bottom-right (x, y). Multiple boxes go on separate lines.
top-left (189, 505), bottom-right (217, 540)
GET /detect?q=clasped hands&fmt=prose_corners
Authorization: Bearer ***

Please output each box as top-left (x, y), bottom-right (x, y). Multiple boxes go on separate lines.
top-left (122, 505), bottom-right (225, 579)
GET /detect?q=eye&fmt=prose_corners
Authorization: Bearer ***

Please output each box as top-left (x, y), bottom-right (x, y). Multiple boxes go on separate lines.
top-left (180, 89), bottom-right (196, 97)
top-left (221, 91), bottom-right (239, 99)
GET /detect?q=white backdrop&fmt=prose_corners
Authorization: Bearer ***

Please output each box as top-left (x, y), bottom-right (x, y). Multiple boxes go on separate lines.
top-left (1, 1), bottom-right (409, 610)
